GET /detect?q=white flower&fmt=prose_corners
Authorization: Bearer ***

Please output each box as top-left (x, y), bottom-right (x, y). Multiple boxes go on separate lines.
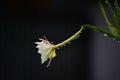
top-left (35, 38), bottom-right (56, 66)
top-left (35, 27), bottom-right (84, 67)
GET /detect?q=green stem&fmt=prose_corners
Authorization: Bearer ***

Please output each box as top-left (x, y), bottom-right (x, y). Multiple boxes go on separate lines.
top-left (54, 26), bottom-right (84, 49)
top-left (54, 24), bottom-right (120, 50)
top-left (85, 24), bottom-right (120, 41)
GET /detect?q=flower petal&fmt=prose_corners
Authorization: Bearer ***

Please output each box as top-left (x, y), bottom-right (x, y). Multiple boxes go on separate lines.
top-left (35, 40), bottom-right (53, 64)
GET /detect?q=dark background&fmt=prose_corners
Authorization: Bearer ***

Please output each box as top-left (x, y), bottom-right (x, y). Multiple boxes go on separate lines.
top-left (0, 0), bottom-right (120, 80)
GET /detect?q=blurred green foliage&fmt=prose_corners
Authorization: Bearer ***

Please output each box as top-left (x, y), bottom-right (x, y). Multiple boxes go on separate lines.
top-left (86, 0), bottom-right (120, 41)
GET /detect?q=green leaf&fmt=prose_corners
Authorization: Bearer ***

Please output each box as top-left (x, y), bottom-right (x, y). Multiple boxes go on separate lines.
top-left (99, 1), bottom-right (120, 37)
top-left (105, 0), bottom-right (119, 28)
top-left (114, 0), bottom-right (120, 29)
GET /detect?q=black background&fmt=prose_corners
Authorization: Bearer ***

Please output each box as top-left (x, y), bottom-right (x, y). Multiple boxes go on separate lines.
top-left (0, 0), bottom-right (120, 80)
